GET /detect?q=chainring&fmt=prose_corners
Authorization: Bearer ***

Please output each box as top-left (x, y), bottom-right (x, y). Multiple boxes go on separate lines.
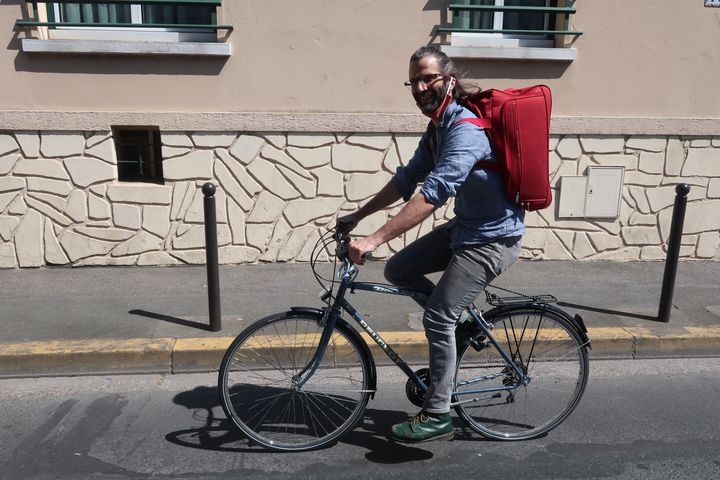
top-left (405, 367), bottom-right (431, 408)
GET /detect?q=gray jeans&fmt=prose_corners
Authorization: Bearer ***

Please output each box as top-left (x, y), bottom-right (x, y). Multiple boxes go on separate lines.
top-left (384, 224), bottom-right (522, 414)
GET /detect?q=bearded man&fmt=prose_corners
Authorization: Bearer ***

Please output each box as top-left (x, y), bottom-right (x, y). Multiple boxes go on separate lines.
top-left (338, 45), bottom-right (525, 443)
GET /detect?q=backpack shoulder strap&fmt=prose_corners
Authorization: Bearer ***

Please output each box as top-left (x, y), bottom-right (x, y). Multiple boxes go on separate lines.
top-left (456, 117), bottom-right (492, 129)
top-left (454, 117), bottom-right (499, 171)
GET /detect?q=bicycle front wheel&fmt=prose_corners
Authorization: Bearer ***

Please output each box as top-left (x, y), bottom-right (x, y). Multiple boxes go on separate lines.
top-left (219, 311), bottom-right (373, 451)
top-left (454, 307), bottom-right (589, 441)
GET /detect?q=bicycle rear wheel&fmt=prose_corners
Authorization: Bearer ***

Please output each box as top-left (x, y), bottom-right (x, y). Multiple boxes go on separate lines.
top-left (219, 311), bottom-right (373, 451)
top-left (454, 306), bottom-right (589, 440)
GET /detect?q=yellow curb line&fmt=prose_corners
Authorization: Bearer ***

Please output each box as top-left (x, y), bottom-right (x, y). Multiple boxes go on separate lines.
top-left (1, 326), bottom-right (719, 377)
top-left (0, 338), bottom-right (176, 377)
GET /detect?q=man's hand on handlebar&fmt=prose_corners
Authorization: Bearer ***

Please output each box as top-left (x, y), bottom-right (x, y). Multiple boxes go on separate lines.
top-left (336, 212), bottom-right (378, 264)
top-left (348, 237), bottom-right (378, 265)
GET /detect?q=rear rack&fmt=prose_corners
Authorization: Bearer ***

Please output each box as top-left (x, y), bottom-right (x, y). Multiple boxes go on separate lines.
top-left (484, 290), bottom-right (557, 307)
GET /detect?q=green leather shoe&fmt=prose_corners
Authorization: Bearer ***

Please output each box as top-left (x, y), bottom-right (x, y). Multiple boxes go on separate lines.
top-left (390, 411), bottom-right (454, 443)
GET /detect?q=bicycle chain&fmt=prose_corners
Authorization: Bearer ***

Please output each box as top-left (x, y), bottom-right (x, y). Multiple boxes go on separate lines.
top-left (487, 283), bottom-right (533, 299)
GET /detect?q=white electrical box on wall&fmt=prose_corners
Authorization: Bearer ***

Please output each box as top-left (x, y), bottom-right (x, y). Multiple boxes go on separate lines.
top-left (558, 166), bottom-right (625, 218)
top-left (557, 176), bottom-right (587, 218)
top-left (706, 0), bottom-right (720, 8)
top-left (585, 166), bottom-right (625, 217)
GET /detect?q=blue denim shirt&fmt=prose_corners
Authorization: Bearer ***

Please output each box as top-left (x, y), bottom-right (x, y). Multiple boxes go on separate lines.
top-left (392, 102), bottom-right (525, 249)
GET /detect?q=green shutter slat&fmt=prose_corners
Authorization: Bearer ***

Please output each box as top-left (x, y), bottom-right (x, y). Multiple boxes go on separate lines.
top-left (443, 2), bottom-right (581, 38)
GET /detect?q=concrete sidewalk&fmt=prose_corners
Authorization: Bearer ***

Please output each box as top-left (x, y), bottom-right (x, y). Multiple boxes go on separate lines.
top-left (1, 260), bottom-right (719, 377)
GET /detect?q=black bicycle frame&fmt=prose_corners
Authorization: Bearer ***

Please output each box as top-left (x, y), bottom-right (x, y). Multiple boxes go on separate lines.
top-left (341, 281), bottom-right (429, 390)
top-left (299, 264), bottom-right (529, 401)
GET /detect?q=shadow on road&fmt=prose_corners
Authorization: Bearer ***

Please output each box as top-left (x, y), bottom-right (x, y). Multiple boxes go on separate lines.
top-left (166, 386), bottom-right (440, 462)
top-left (165, 386), bottom-right (249, 452)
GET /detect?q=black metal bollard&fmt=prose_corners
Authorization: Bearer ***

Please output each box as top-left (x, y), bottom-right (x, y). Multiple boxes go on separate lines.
top-left (202, 182), bottom-right (222, 332)
top-left (657, 183), bottom-right (690, 323)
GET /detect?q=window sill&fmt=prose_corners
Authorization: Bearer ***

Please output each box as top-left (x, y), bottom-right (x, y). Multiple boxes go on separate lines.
top-left (21, 39), bottom-right (231, 57)
top-left (441, 45), bottom-right (575, 62)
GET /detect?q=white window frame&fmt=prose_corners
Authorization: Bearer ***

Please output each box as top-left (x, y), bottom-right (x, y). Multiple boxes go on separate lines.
top-left (450, 0), bottom-right (555, 49)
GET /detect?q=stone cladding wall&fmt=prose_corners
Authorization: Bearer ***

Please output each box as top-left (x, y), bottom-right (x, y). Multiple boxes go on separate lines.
top-left (0, 131), bottom-right (718, 268)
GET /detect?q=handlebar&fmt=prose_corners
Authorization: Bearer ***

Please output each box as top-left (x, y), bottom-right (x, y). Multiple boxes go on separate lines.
top-left (334, 231), bottom-right (373, 264)
top-left (311, 227), bottom-right (372, 295)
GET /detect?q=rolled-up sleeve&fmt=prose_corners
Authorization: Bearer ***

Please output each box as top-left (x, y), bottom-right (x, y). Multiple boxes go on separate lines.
top-left (420, 122), bottom-right (491, 208)
top-left (391, 130), bottom-right (435, 201)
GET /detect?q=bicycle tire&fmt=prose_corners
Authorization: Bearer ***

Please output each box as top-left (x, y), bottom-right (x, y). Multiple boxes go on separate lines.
top-left (453, 306), bottom-right (589, 441)
top-left (218, 311), bottom-right (373, 451)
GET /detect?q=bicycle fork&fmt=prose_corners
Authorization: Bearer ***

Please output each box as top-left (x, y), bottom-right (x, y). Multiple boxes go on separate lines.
top-left (291, 283), bottom-right (349, 389)
top-left (296, 269), bottom-right (429, 394)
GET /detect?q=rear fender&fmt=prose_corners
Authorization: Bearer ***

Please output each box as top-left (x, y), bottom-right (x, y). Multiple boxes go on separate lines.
top-left (541, 304), bottom-right (592, 350)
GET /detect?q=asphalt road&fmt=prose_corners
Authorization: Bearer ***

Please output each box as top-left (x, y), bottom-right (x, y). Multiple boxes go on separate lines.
top-left (2, 358), bottom-right (719, 479)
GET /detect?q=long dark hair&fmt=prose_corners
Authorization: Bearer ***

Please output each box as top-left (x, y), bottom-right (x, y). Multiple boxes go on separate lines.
top-left (409, 45), bottom-right (480, 105)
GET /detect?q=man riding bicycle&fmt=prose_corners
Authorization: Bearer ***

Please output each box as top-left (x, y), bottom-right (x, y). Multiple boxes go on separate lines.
top-left (338, 46), bottom-right (525, 443)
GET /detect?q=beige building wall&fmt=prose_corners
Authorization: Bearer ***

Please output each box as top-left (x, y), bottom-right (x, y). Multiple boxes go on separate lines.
top-left (1, 1), bottom-right (719, 268)
top-left (1, 1), bottom-right (719, 120)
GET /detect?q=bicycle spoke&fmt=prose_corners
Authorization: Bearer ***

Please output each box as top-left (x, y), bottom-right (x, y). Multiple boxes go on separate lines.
top-left (300, 392), bottom-right (332, 439)
top-left (220, 314), bottom-right (371, 451)
top-left (298, 321), bottom-right (321, 373)
top-left (233, 347), bottom-right (291, 379)
top-left (303, 390), bottom-right (356, 419)
top-left (454, 307), bottom-right (588, 440)
top-left (303, 391), bottom-right (342, 427)
top-left (227, 364), bottom-right (290, 386)
top-left (265, 327), bottom-right (294, 379)
top-left (243, 391), bottom-right (286, 430)
top-left (272, 322), bottom-right (298, 372)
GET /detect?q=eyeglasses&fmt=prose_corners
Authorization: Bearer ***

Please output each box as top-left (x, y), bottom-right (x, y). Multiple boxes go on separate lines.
top-left (404, 73), bottom-right (445, 88)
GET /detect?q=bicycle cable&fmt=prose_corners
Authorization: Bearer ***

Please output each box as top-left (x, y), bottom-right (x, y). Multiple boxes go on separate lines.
top-left (309, 229), bottom-right (341, 305)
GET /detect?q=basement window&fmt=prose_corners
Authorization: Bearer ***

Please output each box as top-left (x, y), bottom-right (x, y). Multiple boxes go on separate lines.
top-left (113, 127), bottom-right (164, 183)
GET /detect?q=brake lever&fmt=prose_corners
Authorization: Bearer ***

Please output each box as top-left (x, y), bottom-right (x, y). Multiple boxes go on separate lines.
top-left (336, 235), bottom-right (351, 261)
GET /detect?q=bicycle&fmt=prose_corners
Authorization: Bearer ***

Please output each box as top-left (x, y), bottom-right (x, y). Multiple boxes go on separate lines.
top-left (218, 228), bottom-right (591, 452)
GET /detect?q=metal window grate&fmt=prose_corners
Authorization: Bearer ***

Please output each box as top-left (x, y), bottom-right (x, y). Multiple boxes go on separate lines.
top-left (16, 1), bottom-right (233, 32)
top-left (113, 127), bottom-right (165, 184)
top-left (438, 1), bottom-right (582, 37)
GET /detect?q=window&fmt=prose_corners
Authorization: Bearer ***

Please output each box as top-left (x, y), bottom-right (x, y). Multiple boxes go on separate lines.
top-left (452, 0), bottom-right (556, 47)
top-left (113, 127), bottom-right (164, 184)
top-left (47, 1), bottom-right (217, 41)
top-left (16, 1), bottom-right (233, 54)
top-left (50, 2), bottom-right (214, 29)
top-left (439, 0), bottom-right (582, 60)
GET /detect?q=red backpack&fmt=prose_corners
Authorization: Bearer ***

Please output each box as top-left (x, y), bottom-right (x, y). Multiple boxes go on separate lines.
top-left (458, 85), bottom-right (553, 211)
